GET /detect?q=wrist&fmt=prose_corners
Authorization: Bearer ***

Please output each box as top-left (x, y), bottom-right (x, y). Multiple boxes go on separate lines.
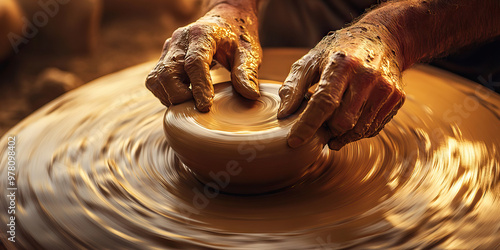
top-left (338, 23), bottom-right (403, 73)
top-left (357, 1), bottom-right (425, 71)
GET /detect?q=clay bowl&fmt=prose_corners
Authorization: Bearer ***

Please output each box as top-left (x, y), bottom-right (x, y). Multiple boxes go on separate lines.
top-left (164, 81), bottom-right (327, 194)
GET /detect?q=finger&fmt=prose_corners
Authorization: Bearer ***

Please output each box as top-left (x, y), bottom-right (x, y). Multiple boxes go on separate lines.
top-left (159, 38), bottom-right (171, 61)
top-left (184, 26), bottom-right (217, 112)
top-left (158, 49), bottom-right (192, 105)
top-left (277, 52), bottom-right (321, 119)
top-left (286, 55), bottom-right (352, 148)
top-left (145, 76), bottom-right (171, 107)
top-left (277, 33), bottom-right (338, 119)
top-left (231, 45), bottom-right (261, 100)
top-left (326, 69), bottom-right (375, 138)
top-left (372, 108), bottom-right (399, 137)
top-left (352, 79), bottom-right (394, 135)
top-left (146, 31), bottom-right (192, 106)
top-left (145, 38), bottom-right (172, 106)
top-left (328, 139), bottom-right (348, 151)
top-left (150, 38), bottom-right (172, 72)
top-left (159, 28), bottom-right (194, 105)
top-left (329, 78), bottom-right (395, 149)
top-left (366, 88), bottom-right (405, 137)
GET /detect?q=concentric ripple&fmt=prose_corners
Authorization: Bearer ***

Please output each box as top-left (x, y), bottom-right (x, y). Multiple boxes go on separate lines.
top-left (204, 82), bottom-right (282, 131)
top-left (1, 56), bottom-right (500, 249)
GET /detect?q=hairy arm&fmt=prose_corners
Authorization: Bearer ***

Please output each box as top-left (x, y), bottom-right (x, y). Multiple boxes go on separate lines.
top-left (364, 0), bottom-right (500, 70)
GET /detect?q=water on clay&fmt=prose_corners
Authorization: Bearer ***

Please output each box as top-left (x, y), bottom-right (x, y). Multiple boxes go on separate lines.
top-left (1, 50), bottom-right (500, 249)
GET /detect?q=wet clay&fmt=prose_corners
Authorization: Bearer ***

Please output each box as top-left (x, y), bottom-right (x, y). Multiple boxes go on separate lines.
top-left (1, 49), bottom-right (500, 249)
top-left (164, 81), bottom-right (326, 194)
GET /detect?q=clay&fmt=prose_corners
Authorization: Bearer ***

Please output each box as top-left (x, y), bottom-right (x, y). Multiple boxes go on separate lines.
top-left (1, 50), bottom-right (499, 249)
top-left (164, 81), bottom-right (327, 194)
top-left (146, 2), bottom-right (262, 113)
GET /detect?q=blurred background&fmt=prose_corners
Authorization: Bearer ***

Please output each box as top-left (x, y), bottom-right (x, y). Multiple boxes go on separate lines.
top-left (0, 0), bottom-right (202, 136)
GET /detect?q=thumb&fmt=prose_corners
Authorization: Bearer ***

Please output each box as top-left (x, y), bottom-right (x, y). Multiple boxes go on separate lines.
top-left (277, 53), bottom-right (320, 119)
top-left (231, 46), bottom-right (261, 100)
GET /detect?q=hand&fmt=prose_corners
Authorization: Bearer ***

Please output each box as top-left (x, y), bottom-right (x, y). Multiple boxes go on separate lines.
top-left (278, 26), bottom-right (405, 150)
top-left (145, 3), bottom-right (262, 112)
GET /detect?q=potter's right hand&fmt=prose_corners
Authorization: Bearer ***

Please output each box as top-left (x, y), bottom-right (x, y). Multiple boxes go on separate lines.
top-left (146, 3), bottom-right (262, 112)
top-left (278, 26), bottom-right (406, 150)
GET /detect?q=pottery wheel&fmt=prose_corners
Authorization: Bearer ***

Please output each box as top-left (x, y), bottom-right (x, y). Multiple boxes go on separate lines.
top-left (1, 49), bottom-right (499, 249)
top-left (164, 81), bottom-right (326, 194)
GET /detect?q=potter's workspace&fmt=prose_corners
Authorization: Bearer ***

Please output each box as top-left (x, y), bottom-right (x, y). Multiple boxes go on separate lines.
top-left (1, 0), bottom-right (500, 249)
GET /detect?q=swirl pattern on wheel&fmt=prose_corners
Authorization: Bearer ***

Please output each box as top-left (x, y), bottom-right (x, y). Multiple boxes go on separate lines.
top-left (0, 59), bottom-right (499, 249)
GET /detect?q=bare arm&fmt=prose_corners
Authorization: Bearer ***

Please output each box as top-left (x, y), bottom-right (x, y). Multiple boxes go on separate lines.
top-left (364, 0), bottom-right (500, 70)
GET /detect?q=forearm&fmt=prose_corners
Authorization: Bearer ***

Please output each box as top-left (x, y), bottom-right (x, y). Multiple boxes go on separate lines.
top-left (356, 0), bottom-right (500, 71)
top-left (203, 0), bottom-right (260, 15)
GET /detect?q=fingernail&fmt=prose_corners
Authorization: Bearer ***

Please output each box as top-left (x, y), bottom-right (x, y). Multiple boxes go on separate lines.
top-left (249, 87), bottom-right (261, 99)
top-left (247, 72), bottom-right (261, 99)
top-left (277, 102), bottom-right (288, 119)
top-left (277, 106), bottom-right (284, 118)
top-left (196, 98), bottom-right (212, 113)
top-left (288, 136), bottom-right (304, 148)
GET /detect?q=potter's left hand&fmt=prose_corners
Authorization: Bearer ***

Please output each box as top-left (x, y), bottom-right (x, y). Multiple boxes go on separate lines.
top-left (145, 2), bottom-right (262, 112)
top-left (277, 27), bottom-right (405, 150)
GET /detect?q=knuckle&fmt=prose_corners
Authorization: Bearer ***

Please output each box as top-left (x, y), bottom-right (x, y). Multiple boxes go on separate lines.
top-left (290, 60), bottom-right (305, 72)
top-left (321, 52), bottom-right (360, 77)
top-left (330, 51), bottom-right (347, 62)
top-left (278, 83), bottom-right (294, 99)
top-left (326, 50), bottom-right (351, 67)
top-left (156, 64), bottom-right (175, 82)
top-left (393, 88), bottom-right (405, 99)
top-left (157, 72), bottom-right (169, 84)
top-left (336, 116), bottom-right (357, 132)
top-left (169, 51), bottom-right (185, 62)
top-left (145, 75), bottom-right (156, 89)
top-left (162, 38), bottom-right (171, 51)
top-left (184, 54), bottom-right (205, 69)
top-left (186, 23), bottom-right (207, 36)
top-left (291, 53), bottom-right (317, 71)
top-left (146, 69), bottom-right (158, 84)
top-left (329, 51), bottom-right (356, 66)
top-left (289, 54), bottom-right (320, 80)
top-left (393, 89), bottom-right (406, 109)
top-left (328, 112), bottom-right (357, 133)
top-left (399, 90), bottom-right (407, 104)
top-left (311, 88), bottom-right (340, 110)
top-left (172, 27), bottom-right (188, 40)
top-left (375, 78), bottom-right (394, 96)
